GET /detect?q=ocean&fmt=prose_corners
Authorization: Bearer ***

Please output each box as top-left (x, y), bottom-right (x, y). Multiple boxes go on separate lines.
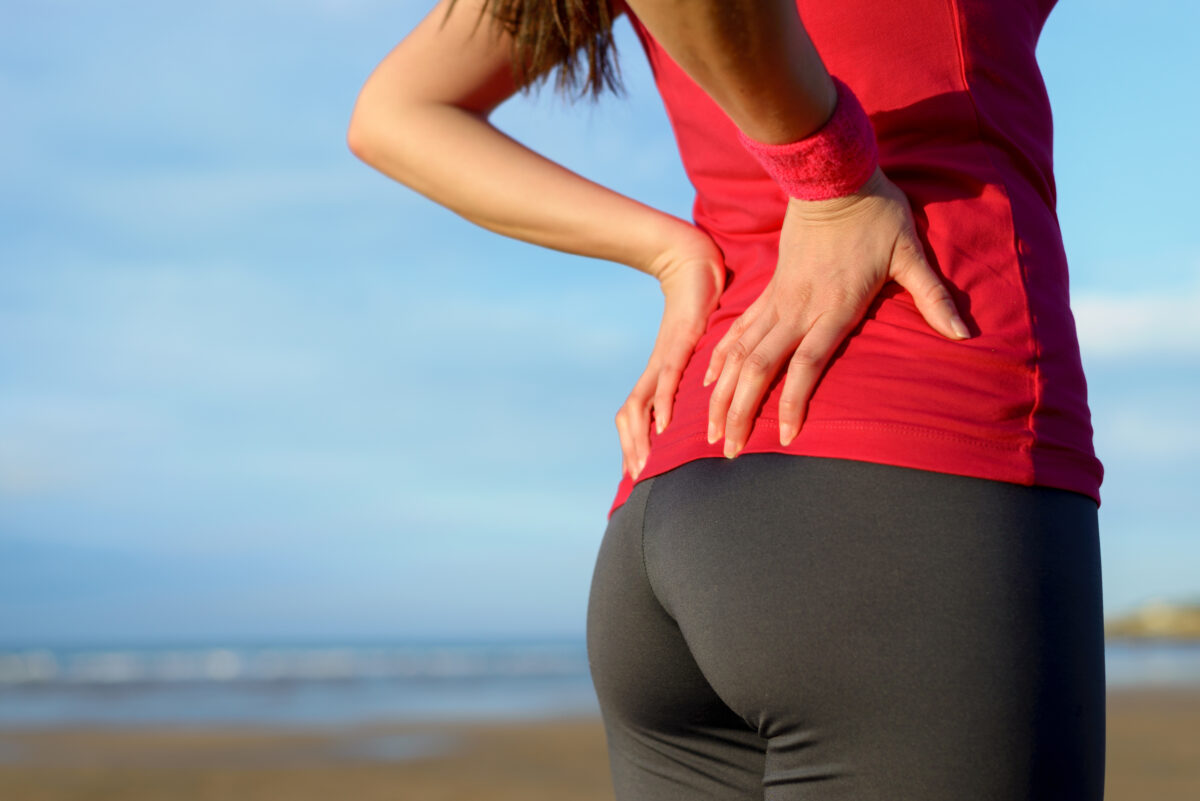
top-left (1, 639), bottom-right (1197, 728)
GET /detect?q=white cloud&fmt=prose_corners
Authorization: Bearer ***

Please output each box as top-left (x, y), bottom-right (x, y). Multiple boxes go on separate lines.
top-left (0, 453), bottom-right (78, 497)
top-left (1099, 408), bottom-right (1200, 460)
top-left (1073, 281), bottom-right (1200, 359)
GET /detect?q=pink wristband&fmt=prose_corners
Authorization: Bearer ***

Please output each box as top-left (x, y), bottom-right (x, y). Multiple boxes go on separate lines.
top-left (736, 76), bottom-right (879, 201)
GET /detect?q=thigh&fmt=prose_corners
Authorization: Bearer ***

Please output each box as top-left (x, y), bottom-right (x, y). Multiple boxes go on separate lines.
top-left (641, 453), bottom-right (1105, 801)
top-left (587, 476), bottom-right (768, 801)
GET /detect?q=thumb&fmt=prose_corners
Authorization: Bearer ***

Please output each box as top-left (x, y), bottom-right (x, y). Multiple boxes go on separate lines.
top-left (890, 231), bottom-right (971, 340)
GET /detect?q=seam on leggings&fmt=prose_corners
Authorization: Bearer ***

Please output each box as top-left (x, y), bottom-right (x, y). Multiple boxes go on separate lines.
top-left (637, 475), bottom-right (677, 623)
top-left (637, 476), bottom-right (656, 594)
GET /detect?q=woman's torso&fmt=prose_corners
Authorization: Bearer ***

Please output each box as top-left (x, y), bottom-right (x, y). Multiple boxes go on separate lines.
top-left (608, 0), bottom-right (1102, 517)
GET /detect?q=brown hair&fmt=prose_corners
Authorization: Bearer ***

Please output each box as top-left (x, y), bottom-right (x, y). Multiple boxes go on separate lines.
top-left (444, 0), bottom-right (625, 101)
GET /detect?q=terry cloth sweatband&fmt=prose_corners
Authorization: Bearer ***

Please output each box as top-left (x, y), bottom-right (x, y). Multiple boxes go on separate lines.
top-left (735, 76), bottom-right (878, 201)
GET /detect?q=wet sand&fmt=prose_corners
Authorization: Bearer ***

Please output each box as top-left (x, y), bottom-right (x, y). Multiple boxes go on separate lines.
top-left (1105, 687), bottom-right (1200, 801)
top-left (1, 688), bottom-right (1196, 800)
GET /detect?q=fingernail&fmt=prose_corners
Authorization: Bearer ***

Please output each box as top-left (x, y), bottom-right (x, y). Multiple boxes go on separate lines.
top-left (950, 317), bottom-right (970, 339)
top-left (637, 456), bottom-right (647, 476)
top-left (707, 421), bottom-right (718, 444)
top-left (779, 422), bottom-right (794, 445)
top-left (656, 418), bottom-right (665, 434)
top-left (702, 370), bottom-right (714, 387)
top-left (724, 440), bottom-right (740, 459)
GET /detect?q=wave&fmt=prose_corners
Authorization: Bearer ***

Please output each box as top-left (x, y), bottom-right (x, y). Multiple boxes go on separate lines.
top-left (0, 642), bottom-right (591, 688)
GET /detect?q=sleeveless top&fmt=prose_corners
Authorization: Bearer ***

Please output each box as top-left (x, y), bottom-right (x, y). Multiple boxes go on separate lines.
top-left (608, 0), bottom-right (1103, 517)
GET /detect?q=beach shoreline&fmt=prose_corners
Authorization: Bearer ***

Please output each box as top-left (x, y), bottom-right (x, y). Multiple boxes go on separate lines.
top-left (1, 687), bottom-right (1197, 800)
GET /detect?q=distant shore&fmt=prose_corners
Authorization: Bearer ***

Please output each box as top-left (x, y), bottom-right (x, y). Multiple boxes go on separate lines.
top-left (1105, 599), bottom-right (1200, 640)
top-left (1, 687), bottom-right (1197, 801)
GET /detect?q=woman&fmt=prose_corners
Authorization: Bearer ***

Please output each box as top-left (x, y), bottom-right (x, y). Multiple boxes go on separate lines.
top-left (348, 1), bottom-right (1106, 798)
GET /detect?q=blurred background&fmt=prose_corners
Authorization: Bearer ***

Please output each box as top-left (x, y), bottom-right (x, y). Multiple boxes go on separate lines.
top-left (1, 0), bottom-right (1197, 799)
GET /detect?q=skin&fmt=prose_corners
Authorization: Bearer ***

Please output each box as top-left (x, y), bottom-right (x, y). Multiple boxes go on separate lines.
top-left (348, 0), bottom-right (969, 479)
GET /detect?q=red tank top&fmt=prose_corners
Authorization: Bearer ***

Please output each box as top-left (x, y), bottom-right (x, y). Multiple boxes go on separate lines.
top-left (608, 0), bottom-right (1102, 517)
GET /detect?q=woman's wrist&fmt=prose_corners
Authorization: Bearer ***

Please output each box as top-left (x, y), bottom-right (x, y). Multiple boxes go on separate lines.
top-left (736, 76), bottom-right (878, 201)
top-left (783, 166), bottom-right (887, 222)
top-left (637, 214), bottom-right (716, 281)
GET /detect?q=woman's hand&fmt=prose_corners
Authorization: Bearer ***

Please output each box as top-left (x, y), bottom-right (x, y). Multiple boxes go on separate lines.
top-left (616, 230), bottom-right (726, 480)
top-left (704, 166), bottom-right (971, 457)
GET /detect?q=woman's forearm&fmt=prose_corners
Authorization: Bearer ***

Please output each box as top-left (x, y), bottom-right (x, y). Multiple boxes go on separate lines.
top-left (347, 100), bottom-right (695, 278)
top-left (623, 0), bottom-right (835, 144)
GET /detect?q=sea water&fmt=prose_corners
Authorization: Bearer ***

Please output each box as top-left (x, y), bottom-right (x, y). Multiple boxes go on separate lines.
top-left (1, 639), bottom-right (1197, 728)
top-left (0, 639), bottom-right (598, 728)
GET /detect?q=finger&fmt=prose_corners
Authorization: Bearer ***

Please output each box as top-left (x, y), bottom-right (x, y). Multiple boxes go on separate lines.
top-left (891, 232), bottom-right (971, 340)
top-left (707, 312), bottom-right (773, 446)
top-left (614, 406), bottom-right (636, 478)
top-left (616, 368), bottom-right (650, 478)
top-left (632, 405), bottom-right (651, 477)
top-left (704, 302), bottom-right (761, 387)
top-left (615, 398), bottom-right (651, 479)
top-left (652, 362), bottom-right (684, 435)
top-left (777, 310), bottom-right (861, 445)
top-left (626, 389), bottom-right (654, 479)
top-left (651, 326), bottom-right (697, 434)
top-left (631, 349), bottom-right (669, 468)
top-left (722, 323), bottom-right (799, 458)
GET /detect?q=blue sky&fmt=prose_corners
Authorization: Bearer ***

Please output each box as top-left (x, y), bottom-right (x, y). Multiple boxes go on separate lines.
top-left (1, 0), bottom-right (1196, 643)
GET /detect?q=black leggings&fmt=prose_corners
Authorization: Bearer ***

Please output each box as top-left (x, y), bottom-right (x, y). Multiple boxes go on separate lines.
top-left (586, 453), bottom-right (1105, 801)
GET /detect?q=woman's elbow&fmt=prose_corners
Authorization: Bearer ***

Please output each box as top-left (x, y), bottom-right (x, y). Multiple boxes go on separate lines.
top-left (346, 85), bottom-right (401, 165)
top-left (346, 97), bottom-right (425, 175)
top-left (346, 105), bottom-right (378, 165)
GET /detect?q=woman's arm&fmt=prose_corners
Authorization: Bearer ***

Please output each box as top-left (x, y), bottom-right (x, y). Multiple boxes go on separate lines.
top-left (348, 0), bottom-right (726, 480)
top-left (347, 0), bottom-right (689, 276)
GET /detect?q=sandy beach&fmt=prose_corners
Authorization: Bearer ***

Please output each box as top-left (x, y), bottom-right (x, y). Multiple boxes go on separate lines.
top-left (1, 687), bottom-right (1196, 800)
